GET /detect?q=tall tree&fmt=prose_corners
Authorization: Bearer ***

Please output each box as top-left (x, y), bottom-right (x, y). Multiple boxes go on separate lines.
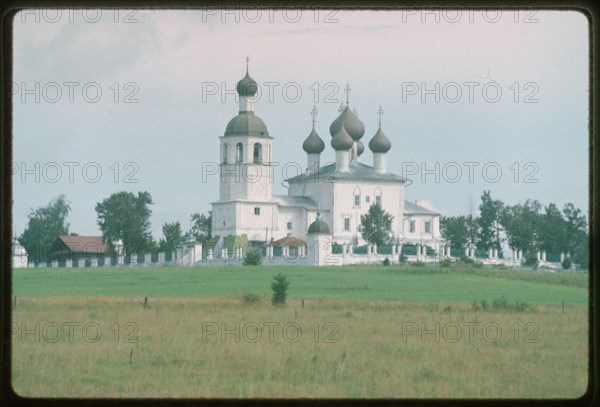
top-left (190, 211), bottom-right (212, 242)
top-left (19, 194), bottom-right (71, 264)
top-left (95, 191), bottom-right (154, 256)
top-left (500, 199), bottom-right (541, 254)
top-left (159, 222), bottom-right (183, 253)
top-left (476, 191), bottom-right (504, 253)
top-left (537, 203), bottom-right (567, 253)
top-left (360, 204), bottom-right (394, 246)
top-left (562, 203), bottom-right (588, 268)
top-left (440, 216), bottom-right (469, 249)
top-left (466, 214), bottom-right (479, 249)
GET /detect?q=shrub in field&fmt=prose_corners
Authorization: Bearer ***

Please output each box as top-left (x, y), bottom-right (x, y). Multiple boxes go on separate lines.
top-left (271, 273), bottom-right (289, 306)
top-left (241, 291), bottom-right (260, 304)
top-left (562, 256), bottom-right (572, 270)
top-left (411, 261), bottom-right (426, 267)
top-left (398, 253), bottom-right (407, 264)
top-left (382, 257), bottom-right (390, 266)
top-left (243, 247), bottom-right (262, 266)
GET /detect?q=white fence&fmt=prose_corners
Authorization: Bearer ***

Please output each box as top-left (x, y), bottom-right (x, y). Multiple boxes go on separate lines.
top-left (15, 242), bottom-right (575, 271)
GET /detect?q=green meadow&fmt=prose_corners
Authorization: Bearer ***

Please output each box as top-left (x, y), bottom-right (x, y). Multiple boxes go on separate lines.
top-left (11, 264), bottom-right (589, 398)
top-left (12, 264), bottom-right (588, 305)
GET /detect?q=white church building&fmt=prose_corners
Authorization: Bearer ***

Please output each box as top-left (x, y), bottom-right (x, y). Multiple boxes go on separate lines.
top-left (211, 62), bottom-right (443, 254)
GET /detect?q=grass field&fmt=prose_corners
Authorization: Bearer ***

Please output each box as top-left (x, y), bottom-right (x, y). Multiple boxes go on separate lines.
top-left (11, 265), bottom-right (589, 398)
top-left (12, 264), bottom-right (588, 305)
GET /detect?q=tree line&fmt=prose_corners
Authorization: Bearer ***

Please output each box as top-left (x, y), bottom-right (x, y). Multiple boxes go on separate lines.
top-left (440, 191), bottom-right (588, 268)
top-left (17, 190), bottom-right (588, 269)
top-left (17, 191), bottom-right (212, 263)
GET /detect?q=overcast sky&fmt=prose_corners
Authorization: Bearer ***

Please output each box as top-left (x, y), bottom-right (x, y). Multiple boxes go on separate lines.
top-left (12, 9), bottom-right (589, 240)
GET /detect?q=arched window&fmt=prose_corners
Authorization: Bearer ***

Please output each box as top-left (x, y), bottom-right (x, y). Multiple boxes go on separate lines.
top-left (353, 186), bottom-right (361, 207)
top-left (374, 187), bottom-right (382, 206)
top-left (253, 143), bottom-right (262, 164)
top-left (222, 144), bottom-right (228, 164)
top-left (236, 143), bottom-right (243, 163)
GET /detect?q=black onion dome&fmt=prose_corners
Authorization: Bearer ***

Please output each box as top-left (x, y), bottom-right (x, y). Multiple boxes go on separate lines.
top-left (331, 124), bottom-right (354, 151)
top-left (357, 140), bottom-right (365, 156)
top-left (369, 126), bottom-right (391, 153)
top-left (236, 72), bottom-right (258, 97)
top-left (329, 106), bottom-right (365, 141)
top-left (303, 128), bottom-right (325, 154)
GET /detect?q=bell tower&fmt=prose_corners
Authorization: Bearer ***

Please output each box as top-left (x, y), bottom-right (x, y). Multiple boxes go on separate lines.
top-left (219, 58), bottom-right (273, 202)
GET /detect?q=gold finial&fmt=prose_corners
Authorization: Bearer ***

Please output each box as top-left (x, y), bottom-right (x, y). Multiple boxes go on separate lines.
top-left (311, 105), bottom-right (318, 127)
top-left (246, 56), bottom-right (249, 73)
top-left (377, 105), bottom-right (384, 127)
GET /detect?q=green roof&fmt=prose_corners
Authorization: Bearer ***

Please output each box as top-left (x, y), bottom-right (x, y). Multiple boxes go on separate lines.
top-left (308, 220), bottom-right (330, 234)
top-left (224, 112), bottom-right (271, 138)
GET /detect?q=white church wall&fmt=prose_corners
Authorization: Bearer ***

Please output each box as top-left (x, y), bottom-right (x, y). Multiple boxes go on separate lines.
top-left (402, 214), bottom-right (441, 242)
top-left (237, 201), bottom-right (278, 241)
top-left (331, 181), bottom-right (404, 244)
top-left (277, 206), bottom-right (307, 240)
top-left (212, 201), bottom-right (237, 237)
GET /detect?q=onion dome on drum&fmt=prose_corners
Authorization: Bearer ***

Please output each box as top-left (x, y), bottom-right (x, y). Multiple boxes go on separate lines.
top-left (331, 124), bottom-right (354, 151)
top-left (368, 126), bottom-right (391, 153)
top-left (308, 212), bottom-right (330, 234)
top-left (236, 59), bottom-right (258, 97)
top-left (329, 106), bottom-right (365, 141)
top-left (303, 128), bottom-right (325, 154)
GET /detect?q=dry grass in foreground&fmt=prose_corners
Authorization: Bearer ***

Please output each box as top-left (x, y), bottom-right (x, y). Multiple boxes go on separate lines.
top-left (11, 296), bottom-right (588, 398)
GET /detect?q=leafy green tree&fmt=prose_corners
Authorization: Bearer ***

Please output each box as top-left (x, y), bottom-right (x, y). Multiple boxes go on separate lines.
top-left (563, 203), bottom-right (588, 269)
top-left (159, 222), bottom-right (183, 253)
top-left (476, 191), bottom-right (504, 253)
top-left (95, 191), bottom-right (154, 256)
top-left (360, 204), bottom-right (394, 246)
top-left (537, 203), bottom-right (567, 254)
top-left (500, 199), bottom-right (541, 255)
top-left (440, 216), bottom-right (469, 250)
top-left (465, 214), bottom-right (479, 250)
top-left (271, 273), bottom-right (289, 306)
top-left (18, 194), bottom-right (71, 264)
top-left (190, 211), bottom-right (212, 242)
top-left (243, 247), bottom-right (262, 266)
